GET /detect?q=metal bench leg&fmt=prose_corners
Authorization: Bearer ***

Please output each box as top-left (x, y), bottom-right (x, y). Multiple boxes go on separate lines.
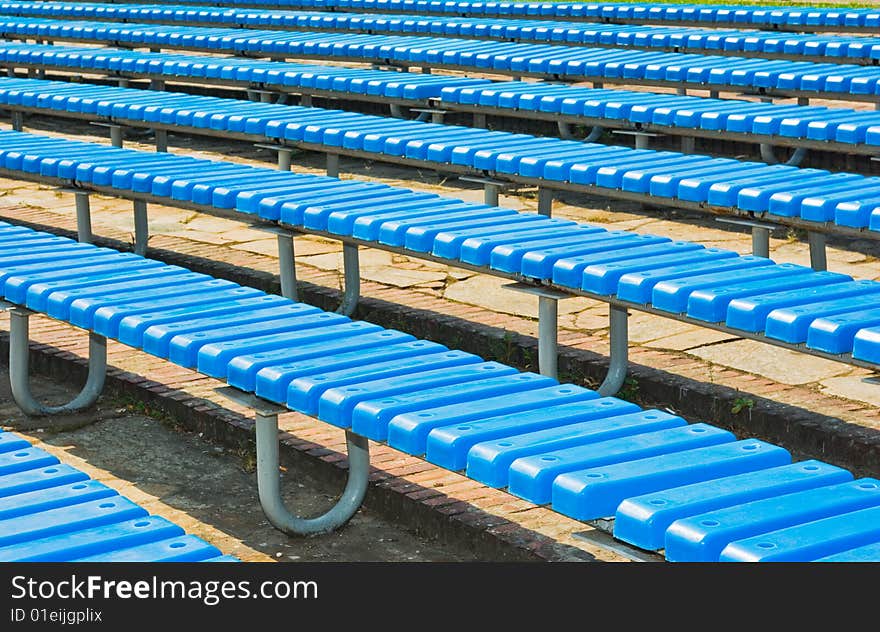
top-left (154, 128), bottom-right (168, 153)
top-left (557, 121), bottom-right (575, 140)
top-left (634, 133), bottom-right (650, 150)
top-left (109, 124), bottom-right (123, 148)
top-left (336, 243), bottom-right (360, 316)
top-left (798, 97), bottom-right (810, 106)
top-left (116, 77), bottom-right (129, 88)
top-left (537, 187), bottom-right (553, 217)
top-left (598, 305), bottom-right (629, 397)
top-left (808, 231), bottom-right (827, 271)
top-left (752, 225), bottom-right (771, 259)
top-left (277, 148), bottom-right (293, 171)
top-left (584, 126), bottom-right (604, 142)
top-left (760, 144), bottom-right (808, 166)
top-left (133, 200), bottom-right (149, 256)
top-left (277, 233), bottom-right (298, 301)
top-left (149, 78), bottom-right (165, 91)
top-left (10, 110), bottom-right (23, 131)
top-left (473, 112), bottom-right (487, 128)
top-left (681, 136), bottom-right (696, 154)
top-left (484, 182), bottom-right (500, 206)
top-left (538, 295), bottom-right (559, 380)
top-left (677, 88), bottom-right (687, 96)
top-left (74, 191), bottom-right (93, 244)
top-left (256, 412), bottom-right (369, 536)
top-left (9, 308), bottom-right (107, 416)
top-left (300, 94), bottom-right (313, 107)
top-left (389, 103), bottom-right (405, 119)
top-left (326, 153), bottom-right (340, 178)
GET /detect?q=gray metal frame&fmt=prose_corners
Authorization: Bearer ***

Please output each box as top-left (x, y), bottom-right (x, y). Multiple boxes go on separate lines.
top-left (7, 307), bottom-right (107, 416)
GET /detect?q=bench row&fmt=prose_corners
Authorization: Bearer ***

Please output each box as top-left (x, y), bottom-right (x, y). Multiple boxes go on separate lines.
top-left (0, 428), bottom-right (235, 561)
top-left (5, 77), bottom-right (880, 240)
top-left (6, 2), bottom-right (880, 64)
top-left (4, 128), bottom-right (880, 369)
top-left (5, 18), bottom-right (880, 101)
top-left (3, 221), bottom-right (880, 562)
top-left (89, 1), bottom-right (880, 33)
top-left (9, 43), bottom-right (880, 155)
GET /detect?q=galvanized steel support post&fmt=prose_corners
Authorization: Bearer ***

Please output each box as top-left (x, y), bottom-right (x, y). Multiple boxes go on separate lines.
top-left (74, 191), bottom-right (92, 244)
top-left (538, 295), bottom-right (559, 381)
top-left (9, 308), bottom-right (107, 416)
top-left (10, 110), bottom-right (22, 131)
top-left (336, 243), bottom-right (360, 316)
top-left (256, 411), bottom-right (370, 536)
top-left (537, 187), bottom-right (553, 217)
top-left (154, 129), bottom-right (168, 153)
top-left (598, 305), bottom-right (629, 397)
top-left (132, 200), bottom-right (149, 256)
top-left (277, 233), bottom-right (298, 302)
top-left (327, 153), bottom-right (340, 179)
top-left (752, 226), bottom-right (771, 259)
top-left (808, 231), bottom-right (828, 271)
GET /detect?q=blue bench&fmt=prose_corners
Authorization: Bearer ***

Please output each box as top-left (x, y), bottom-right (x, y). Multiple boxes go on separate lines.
top-left (2, 220), bottom-right (879, 561)
top-left (4, 126), bottom-right (880, 402)
top-left (0, 427), bottom-right (235, 561)
top-left (1, 76), bottom-right (877, 274)
top-left (2, 18), bottom-right (880, 104)
top-left (6, 43), bottom-right (880, 159)
top-left (81, 1), bottom-right (880, 35)
top-left (6, 2), bottom-right (880, 65)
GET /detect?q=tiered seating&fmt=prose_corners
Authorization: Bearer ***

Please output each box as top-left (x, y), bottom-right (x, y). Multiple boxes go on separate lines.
top-left (4, 2), bottom-right (880, 64)
top-left (2, 221), bottom-right (879, 562)
top-left (0, 428), bottom-right (235, 561)
top-left (3, 128), bottom-right (880, 366)
top-left (72, 1), bottom-right (880, 35)
top-left (2, 78), bottom-right (878, 236)
top-left (1, 18), bottom-right (879, 103)
top-left (4, 44), bottom-right (879, 156)
top-left (4, 0), bottom-right (880, 563)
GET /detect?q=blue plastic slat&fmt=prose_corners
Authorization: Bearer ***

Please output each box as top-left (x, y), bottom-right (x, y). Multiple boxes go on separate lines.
top-left (507, 423), bottom-right (733, 505)
top-left (0, 516), bottom-right (184, 562)
top-left (719, 504), bottom-right (880, 562)
top-left (664, 478), bottom-right (880, 562)
top-left (613, 460), bottom-right (849, 551)
top-left (75, 534), bottom-right (222, 562)
top-left (552, 440), bottom-right (791, 522)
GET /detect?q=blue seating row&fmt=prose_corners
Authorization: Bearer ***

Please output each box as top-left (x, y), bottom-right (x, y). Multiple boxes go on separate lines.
top-left (3, 18), bottom-right (880, 101)
top-left (86, 1), bottom-right (880, 33)
top-left (6, 44), bottom-right (880, 152)
top-left (4, 77), bottom-right (879, 235)
top-left (5, 2), bottom-right (880, 63)
top-left (4, 128), bottom-right (880, 366)
top-left (3, 220), bottom-right (879, 562)
top-left (0, 427), bottom-right (235, 561)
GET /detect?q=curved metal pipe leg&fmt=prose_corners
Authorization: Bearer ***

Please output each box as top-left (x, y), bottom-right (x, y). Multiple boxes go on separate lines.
top-left (584, 125), bottom-right (604, 143)
top-left (9, 308), bottom-right (107, 416)
top-left (557, 121), bottom-right (575, 140)
top-left (256, 412), bottom-right (370, 536)
top-left (597, 306), bottom-right (629, 397)
top-left (414, 111), bottom-right (432, 122)
top-left (336, 243), bottom-right (360, 316)
top-left (760, 144), bottom-right (808, 166)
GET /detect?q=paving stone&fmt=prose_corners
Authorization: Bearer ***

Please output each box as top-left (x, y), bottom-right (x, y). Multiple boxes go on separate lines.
top-left (689, 339), bottom-right (854, 385)
top-left (644, 328), bottom-right (740, 351)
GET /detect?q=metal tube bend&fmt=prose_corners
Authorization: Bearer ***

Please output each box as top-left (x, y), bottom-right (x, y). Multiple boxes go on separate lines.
top-left (256, 413), bottom-right (370, 536)
top-left (9, 308), bottom-right (106, 416)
